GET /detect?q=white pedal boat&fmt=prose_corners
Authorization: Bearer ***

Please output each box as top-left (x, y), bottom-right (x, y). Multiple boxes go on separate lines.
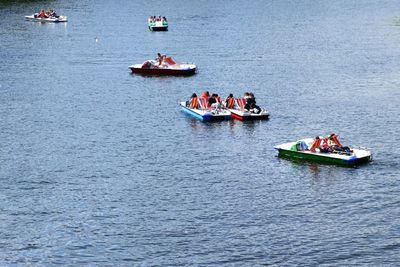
top-left (25, 14), bottom-right (68, 23)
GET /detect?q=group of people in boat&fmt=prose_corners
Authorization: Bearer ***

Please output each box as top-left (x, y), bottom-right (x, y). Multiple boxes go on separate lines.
top-left (148, 16), bottom-right (167, 23)
top-left (187, 91), bottom-right (262, 113)
top-left (36, 9), bottom-right (58, 18)
top-left (309, 133), bottom-right (352, 154)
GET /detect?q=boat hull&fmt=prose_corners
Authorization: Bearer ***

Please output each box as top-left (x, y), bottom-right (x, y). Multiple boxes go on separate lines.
top-left (149, 26), bottom-right (168, 31)
top-left (276, 149), bottom-right (371, 167)
top-left (229, 109), bottom-right (269, 121)
top-left (180, 103), bottom-right (231, 122)
top-left (25, 15), bottom-right (67, 23)
top-left (130, 67), bottom-right (196, 76)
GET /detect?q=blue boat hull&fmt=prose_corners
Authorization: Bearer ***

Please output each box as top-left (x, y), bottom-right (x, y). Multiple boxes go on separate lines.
top-left (180, 105), bottom-right (230, 122)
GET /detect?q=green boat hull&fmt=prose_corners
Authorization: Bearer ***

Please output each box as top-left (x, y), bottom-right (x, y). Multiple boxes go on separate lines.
top-left (277, 149), bottom-right (371, 167)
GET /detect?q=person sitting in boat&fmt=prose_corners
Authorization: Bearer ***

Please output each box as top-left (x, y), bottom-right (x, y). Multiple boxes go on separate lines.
top-left (208, 94), bottom-right (217, 108)
top-left (201, 91), bottom-right (210, 100)
top-left (310, 136), bottom-right (322, 152)
top-left (244, 92), bottom-right (261, 114)
top-left (162, 16), bottom-right (167, 21)
top-left (156, 53), bottom-right (166, 65)
top-left (320, 137), bottom-right (333, 153)
top-left (328, 133), bottom-right (351, 153)
top-left (209, 93), bottom-right (222, 109)
top-left (49, 9), bottom-right (58, 18)
top-left (188, 93), bottom-right (200, 109)
top-left (38, 9), bottom-right (48, 18)
top-left (225, 94), bottom-right (236, 109)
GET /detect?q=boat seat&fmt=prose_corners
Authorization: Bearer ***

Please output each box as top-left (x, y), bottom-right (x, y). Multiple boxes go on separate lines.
top-left (165, 57), bottom-right (176, 65)
top-left (198, 98), bottom-right (210, 110)
top-left (236, 98), bottom-right (247, 110)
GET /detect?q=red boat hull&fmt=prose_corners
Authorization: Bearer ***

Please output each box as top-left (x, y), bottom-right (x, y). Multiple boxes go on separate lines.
top-left (130, 67), bottom-right (196, 76)
top-left (231, 111), bottom-right (269, 121)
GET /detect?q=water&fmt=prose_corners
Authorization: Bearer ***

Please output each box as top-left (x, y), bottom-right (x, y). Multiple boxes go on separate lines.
top-left (1, 0), bottom-right (400, 265)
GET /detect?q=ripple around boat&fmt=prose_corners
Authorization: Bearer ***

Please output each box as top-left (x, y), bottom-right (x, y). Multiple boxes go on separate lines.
top-left (25, 14), bottom-right (68, 23)
top-left (274, 138), bottom-right (372, 167)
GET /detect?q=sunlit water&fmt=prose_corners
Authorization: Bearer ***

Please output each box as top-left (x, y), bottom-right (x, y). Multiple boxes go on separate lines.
top-left (1, 0), bottom-right (400, 265)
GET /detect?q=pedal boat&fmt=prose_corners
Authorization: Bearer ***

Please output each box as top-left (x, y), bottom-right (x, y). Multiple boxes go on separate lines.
top-left (227, 98), bottom-right (269, 121)
top-left (25, 14), bottom-right (67, 23)
top-left (180, 99), bottom-right (231, 122)
top-left (129, 59), bottom-right (196, 76)
top-left (274, 138), bottom-right (372, 167)
top-left (148, 19), bottom-right (168, 31)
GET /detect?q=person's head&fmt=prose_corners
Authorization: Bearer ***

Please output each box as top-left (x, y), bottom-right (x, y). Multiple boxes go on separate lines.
top-left (203, 91), bottom-right (209, 97)
top-left (191, 93), bottom-right (197, 98)
top-left (315, 136), bottom-right (320, 140)
top-left (244, 92), bottom-right (249, 96)
top-left (157, 53), bottom-right (161, 57)
top-left (249, 92), bottom-right (254, 98)
top-left (228, 93), bottom-right (233, 98)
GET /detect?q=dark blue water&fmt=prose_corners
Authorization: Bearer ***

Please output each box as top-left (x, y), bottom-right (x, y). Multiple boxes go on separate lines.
top-left (1, 0), bottom-right (400, 265)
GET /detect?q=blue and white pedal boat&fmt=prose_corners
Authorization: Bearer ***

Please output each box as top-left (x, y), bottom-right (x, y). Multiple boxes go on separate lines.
top-left (180, 102), bottom-right (231, 122)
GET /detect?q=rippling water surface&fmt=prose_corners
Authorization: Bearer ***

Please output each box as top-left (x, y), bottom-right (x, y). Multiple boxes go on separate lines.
top-left (1, 0), bottom-right (400, 265)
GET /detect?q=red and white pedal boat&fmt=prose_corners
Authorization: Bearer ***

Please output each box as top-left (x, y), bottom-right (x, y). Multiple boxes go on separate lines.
top-left (129, 57), bottom-right (196, 76)
top-left (226, 98), bottom-right (269, 120)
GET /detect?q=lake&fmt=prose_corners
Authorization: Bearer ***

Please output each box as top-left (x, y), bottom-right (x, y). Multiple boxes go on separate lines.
top-left (0, 0), bottom-right (400, 265)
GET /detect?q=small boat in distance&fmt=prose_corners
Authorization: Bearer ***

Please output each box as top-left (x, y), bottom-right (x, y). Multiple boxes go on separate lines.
top-left (25, 9), bottom-right (67, 23)
top-left (274, 137), bottom-right (372, 167)
top-left (148, 16), bottom-right (168, 31)
top-left (130, 54), bottom-right (196, 76)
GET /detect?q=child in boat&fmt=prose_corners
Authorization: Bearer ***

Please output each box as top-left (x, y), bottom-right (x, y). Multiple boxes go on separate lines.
top-left (188, 93), bottom-right (200, 109)
top-left (225, 94), bottom-right (235, 109)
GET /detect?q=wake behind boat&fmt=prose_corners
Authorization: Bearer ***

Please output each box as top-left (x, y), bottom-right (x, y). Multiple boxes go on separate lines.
top-left (274, 135), bottom-right (372, 167)
top-left (25, 9), bottom-right (67, 23)
top-left (129, 54), bottom-right (196, 76)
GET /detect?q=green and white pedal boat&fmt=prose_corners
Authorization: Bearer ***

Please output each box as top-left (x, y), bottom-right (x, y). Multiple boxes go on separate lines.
top-left (274, 138), bottom-right (372, 167)
top-left (148, 18), bottom-right (168, 31)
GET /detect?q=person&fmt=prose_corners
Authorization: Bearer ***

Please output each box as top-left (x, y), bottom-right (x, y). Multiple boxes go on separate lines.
top-left (244, 92), bottom-right (261, 113)
top-left (188, 93), bottom-right (199, 109)
top-left (156, 53), bottom-right (166, 65)
top-left (201, 91), bottom-right (210, 99)
top-left (328, 133), bottom-right (351, 153)
top-left (48, 9), bottom-right (57, 17)
top-left (208, 94), bottom-right (217, 108)
top-left (225, 93), bottom-right (235, 109)
top-left (310, 136), bottom-right (322, 152)
top-left (38, 9), bottom-right (47, 18)
top-left (319, 137), bottom-right (333, 153)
